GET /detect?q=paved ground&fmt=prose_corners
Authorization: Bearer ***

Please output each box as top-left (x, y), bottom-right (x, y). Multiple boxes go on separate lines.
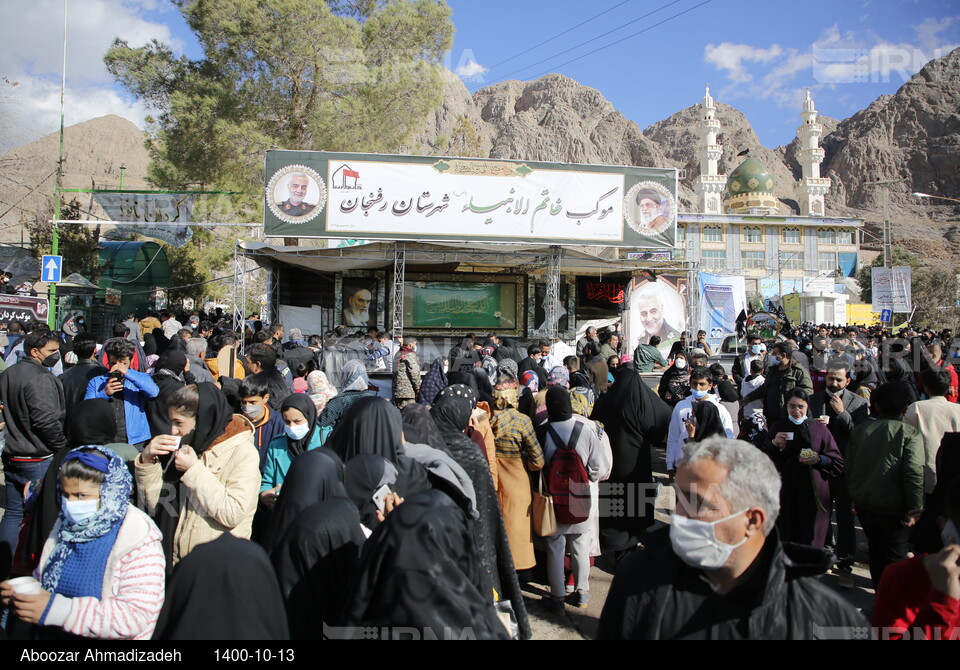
top-left (522, 445), bottom-right (878, 640)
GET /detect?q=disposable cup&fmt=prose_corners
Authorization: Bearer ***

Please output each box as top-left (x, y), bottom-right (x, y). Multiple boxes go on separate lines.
top-left (8, 576), bottom-right (41, 594)
top-left (820, 415), bottom-right (830, 425)
top-left (785, 432), bottom-right (795, 441)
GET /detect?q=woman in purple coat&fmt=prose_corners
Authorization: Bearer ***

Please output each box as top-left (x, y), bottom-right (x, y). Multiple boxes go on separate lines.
top-left (759, 388), bottom-right (843, 547)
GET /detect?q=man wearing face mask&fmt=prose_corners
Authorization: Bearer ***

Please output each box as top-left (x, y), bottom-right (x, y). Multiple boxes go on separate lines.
top-left (809, 360), bottom-right (868, 587)
top-left (237, 376), bottom-right (284, 473)
top-left (598, 436), bottom-right (866, 639)
top-left (0, 330), bottom-right (68, 579)
top-left (666, 367), bottom-right (735, 475)
top-left (744, 342), bottom-right (813, 429)
top-left (873, 475), bottom-right (960, 640)
top-left (732, 335), bottom-right (769, 386)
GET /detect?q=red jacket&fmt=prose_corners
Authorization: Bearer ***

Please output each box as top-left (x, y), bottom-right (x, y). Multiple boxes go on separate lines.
top-left (873, 554), bottom-right (960, 640)
top-left (916, 358), bottom-right (959, 403)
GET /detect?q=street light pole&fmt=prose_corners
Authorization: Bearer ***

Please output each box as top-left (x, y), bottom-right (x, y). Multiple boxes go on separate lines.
top-left (865, 179), bottom-right (901, 268)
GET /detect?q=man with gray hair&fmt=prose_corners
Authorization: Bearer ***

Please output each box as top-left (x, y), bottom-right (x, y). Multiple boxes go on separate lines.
top-left (184, 337), bottom-right (216, 384)
top-left (599, 436), bottom-right (865, 639)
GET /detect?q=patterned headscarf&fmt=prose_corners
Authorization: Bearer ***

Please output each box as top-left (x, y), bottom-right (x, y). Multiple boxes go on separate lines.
top-left (492, 373), bottom-right (519, 410)
top-left (546, 366), bottom-right (570, 388)
top-left (497, 358), bottom-right (518, 379)
top-left (42, 445), bottom-right (132, 593)
top-left (341, 360), bottom-right (370, 393)
top-left (520, 370), bottom-right (539, 393)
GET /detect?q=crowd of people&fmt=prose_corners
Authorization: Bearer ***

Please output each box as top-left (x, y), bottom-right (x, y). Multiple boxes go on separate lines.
top-left (0, 310), bottom-right (957, 640)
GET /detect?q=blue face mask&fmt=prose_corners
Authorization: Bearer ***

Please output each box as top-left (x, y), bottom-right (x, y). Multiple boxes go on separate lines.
top-left (62, 498), bottom-right (99, 525)
top-left (690, 388), bottom-right (709, 400)
top-left (285, 423), bottom-right (311, 441)
top-left (787, 414), bottom-right (806, 426)
top-left (751, 345), bottom-right (762, 355)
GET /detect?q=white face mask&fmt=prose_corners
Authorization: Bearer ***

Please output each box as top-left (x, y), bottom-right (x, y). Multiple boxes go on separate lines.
top-left (670, 508), bottom-right (749, 571)
top-left (62, 498), bottom-right (99, 525)
top-left (285, 423), bottom-right (310, 441)
top-left (788, 414), bottom-right (807, 425)
top-left (675, 358), bottom-right (687, 370)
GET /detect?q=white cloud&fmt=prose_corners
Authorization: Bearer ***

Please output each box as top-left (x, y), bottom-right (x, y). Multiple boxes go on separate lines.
top-left (704, 43), bottom-right (783, 83)
top-left (0, 73), bottom-right (149, 152)
top-left (704, 18), bottom-right (960, 105)
top-left (0, 0), bottom-right (176, 149)
top-left (455, 60), bottom-right (488, 78)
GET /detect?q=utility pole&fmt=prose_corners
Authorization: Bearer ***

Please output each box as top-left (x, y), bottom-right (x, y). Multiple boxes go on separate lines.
top-left (49, 0), bottom-right (68, 330)
top-left (865, 179), bottom-right (901, 268)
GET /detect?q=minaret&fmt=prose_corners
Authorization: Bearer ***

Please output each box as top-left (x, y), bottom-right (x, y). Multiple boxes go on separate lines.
top-left (693, 85), bottom-right (727, 214)
top-left (795, 88), bottom-right (831, 216)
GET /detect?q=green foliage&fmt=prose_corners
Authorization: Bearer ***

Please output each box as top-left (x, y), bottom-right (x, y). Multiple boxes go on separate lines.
top-left (856, 247), bottom-right (960, 328)
top-left (29, 198), bottom-right (105, 284)
top-left (447, 115), bottom-right (483, 158)
top-left (163, 227), bottom-right (235, 305)
top-left (106, 0), bottom-right (454, 215)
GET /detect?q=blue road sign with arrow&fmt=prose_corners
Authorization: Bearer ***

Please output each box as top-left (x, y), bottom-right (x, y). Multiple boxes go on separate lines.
top-left (881, 308), bottom-right (892, 323)
top-left (41, 255), bottom-right (63, 283)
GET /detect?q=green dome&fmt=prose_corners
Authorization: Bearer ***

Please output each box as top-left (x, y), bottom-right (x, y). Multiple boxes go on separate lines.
top-left (725, 158), bottom-right (776, 198)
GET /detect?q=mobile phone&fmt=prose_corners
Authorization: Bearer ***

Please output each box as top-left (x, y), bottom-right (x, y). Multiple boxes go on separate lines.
top-left (373, 484), bottom-right (392, 514)
top-left (109, 370), bottom-right (125, 383)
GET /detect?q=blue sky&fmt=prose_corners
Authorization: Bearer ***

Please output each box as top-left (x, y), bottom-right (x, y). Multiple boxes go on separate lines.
top-left (1, 0), bottom-right (958, 152)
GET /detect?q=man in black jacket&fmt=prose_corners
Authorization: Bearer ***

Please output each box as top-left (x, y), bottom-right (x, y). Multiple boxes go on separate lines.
top-left (0, 330), bottom-right (68, 578)
top-left (58, 332), bottom-right (107, 426)
top-left (809, 360), bottom-right (869, 587)
top-left (598, 436), bottom-right (866, 639)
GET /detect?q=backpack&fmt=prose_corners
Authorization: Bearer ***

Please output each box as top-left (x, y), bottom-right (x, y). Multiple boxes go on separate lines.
top-left (545, 422), bottom-right (590, 524)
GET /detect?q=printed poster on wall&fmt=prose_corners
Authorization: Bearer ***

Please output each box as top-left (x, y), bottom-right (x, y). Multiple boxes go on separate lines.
top-left (264, 151), bottom-right (677, 249)
top-left (698, 273), bottom-right (746, 353)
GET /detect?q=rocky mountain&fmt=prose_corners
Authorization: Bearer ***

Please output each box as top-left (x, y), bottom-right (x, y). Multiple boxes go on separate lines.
top-left (4, 46), bottom-right (960, 263)
top-left (0, 115), bottom-right (149, 243)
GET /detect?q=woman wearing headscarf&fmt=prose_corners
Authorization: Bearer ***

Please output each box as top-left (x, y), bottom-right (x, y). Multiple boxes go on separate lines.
top-left (686, 400), bottom-right (728, 443)
top-left (480, 347), bottom-right (500, 388)
top-left (758, 388), bottom-right (843, 548)
top-left (340, 489), bottom-right (509, 640)
top-left (264, 450), bottom-right (346, 555)
top-left (429, 386), bottom-right (531, 639)
top-left (152, 534), bottom-right (288, 640)
top-left (326, 397), bottom-right (431, 499)
top-left (446, 372), bottom-right (498, 487)
top-left (271, 498), bottom-right (364, 638)
top-left (344, 454), bottom-right (399, 533)
top-left (1, 446), bottom-right (165, 639)
top-left (490, 373), bottom-right (544, 572)
top-left (306, 370), bottom-right (337, 414)
top-left (146, 350), bottom-right (195, 437)
top-left (136, 383), bottom-right (260, 568)
top-left (658, 351), bottom-right (690, 407)
top-left (317, 360), bottom-right (378, 434)
top-left (14, 400), bottom-right (139, 576)
top-left (541, 387), bottom-right (612, 611)
top-left (416, 357), bottom-right (447, 406)
top-left (400, 403), bottom-right (448, 454)
top-left (260, 395), bottom-right (325, 509)
top-left (591, 366), bottom-right (671, 553)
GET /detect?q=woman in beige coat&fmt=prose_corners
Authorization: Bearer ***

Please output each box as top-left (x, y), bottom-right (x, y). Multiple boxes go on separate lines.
top-left (136, 383), bottom-right (260, 568)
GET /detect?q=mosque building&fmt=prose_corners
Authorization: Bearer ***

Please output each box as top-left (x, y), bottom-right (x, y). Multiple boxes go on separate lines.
top-left (679, 86), bottom-right (861, 325)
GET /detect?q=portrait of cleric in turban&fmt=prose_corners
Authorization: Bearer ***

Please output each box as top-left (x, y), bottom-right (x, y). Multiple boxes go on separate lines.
top-left (625, 181), bottom-right (674, 237)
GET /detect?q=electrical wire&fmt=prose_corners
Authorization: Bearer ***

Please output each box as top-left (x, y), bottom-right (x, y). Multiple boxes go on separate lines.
top-left (470, 0), bottom-right (683, 90)
top-left (519, 0), bottom-right (715, 82)
top-left (482, 0), bottom-right (632, 71)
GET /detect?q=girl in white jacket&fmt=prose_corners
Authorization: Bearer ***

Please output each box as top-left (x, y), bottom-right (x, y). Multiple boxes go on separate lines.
top-left (0, 445), bottom-right (165, 639)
